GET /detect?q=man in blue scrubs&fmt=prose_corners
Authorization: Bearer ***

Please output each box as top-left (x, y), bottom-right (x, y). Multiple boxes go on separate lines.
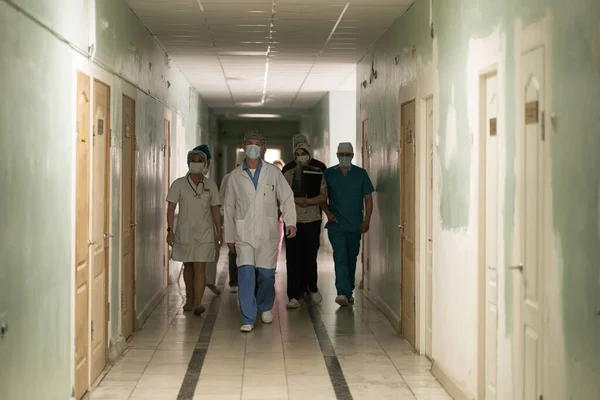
top-left (324, 142), bottom-right (374, 306)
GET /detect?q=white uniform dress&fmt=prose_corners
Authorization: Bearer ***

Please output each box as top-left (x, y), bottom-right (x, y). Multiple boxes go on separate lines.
top-left (224, 161), bottom-right (296, 269)
top-left (167, 175), bottom-right (220, 262)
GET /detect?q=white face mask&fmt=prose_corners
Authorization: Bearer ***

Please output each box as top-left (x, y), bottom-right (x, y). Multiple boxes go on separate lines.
top-left (189, 162), bottom-right (205, 174)
top-left (295, 155), bottom-right (310, 165)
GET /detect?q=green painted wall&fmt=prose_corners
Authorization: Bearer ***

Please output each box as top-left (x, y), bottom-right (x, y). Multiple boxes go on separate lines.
top-left (0, 0), bottom-right (212, 398)
top-left (358, 0), bottom-right (600, 397)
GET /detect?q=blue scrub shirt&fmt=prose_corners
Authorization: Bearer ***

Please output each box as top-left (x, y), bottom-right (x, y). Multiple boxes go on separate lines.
top-left (324, 165), bottom-right (375, 233)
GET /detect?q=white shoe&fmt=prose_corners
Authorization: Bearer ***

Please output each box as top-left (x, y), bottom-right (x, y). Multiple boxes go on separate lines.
top-left (261, 310), bottom-right (273, 324)
top-left (310, 292), bottom-right (323, 305)
top-left (286, 299), bottom-right (301, 309)
top-left (207, 284), bottom-right (221, 295)
top-left (335, 295), bottom-right (349, 307)
top-left (230, 286), bottom-right (238, 293)
top-left (240, 324), bottom-right (254, 332)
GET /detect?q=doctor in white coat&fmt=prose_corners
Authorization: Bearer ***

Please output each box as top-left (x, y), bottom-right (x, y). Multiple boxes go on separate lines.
top-left (224, 130), bottom-right (297, 332)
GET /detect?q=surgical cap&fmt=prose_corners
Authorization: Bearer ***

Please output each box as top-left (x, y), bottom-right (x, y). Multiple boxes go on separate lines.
top-left (187, 148), bottom-right (207, 165)
top-left (292, 134), bottom-right (309, 147)
top-left (193, 144), bottom-right (212, 161)
top-left (243, 129), bottom-right (266, 146)
top-left (337, 142), bottom-right (354, 154)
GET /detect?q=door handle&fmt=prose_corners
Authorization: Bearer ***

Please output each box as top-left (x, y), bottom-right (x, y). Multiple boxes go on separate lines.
top-left (399, 224), bottom-right (405, 229)
top-left (487, 266), bottom-right (496, 271)
top-left (88, 240), bottom-right (96, 246)
top-left (130, 223), bottom-right (137, 228)
top-left (104, 233), bottom-right (114, 239)
top-left (508, 263), bottom-right (524, 272)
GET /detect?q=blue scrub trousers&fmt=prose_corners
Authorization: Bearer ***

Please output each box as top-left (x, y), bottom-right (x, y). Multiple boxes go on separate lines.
top-left (327, 227), bottom-right (362, 299)
top-left (238, 265), bottom-right (276, 325)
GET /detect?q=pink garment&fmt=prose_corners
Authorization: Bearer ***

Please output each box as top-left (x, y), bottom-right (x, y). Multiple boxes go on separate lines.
top-left (276, 216), bottom-right (284, 262)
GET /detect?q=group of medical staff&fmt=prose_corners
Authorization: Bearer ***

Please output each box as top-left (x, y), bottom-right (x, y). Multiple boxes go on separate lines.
top-left (166, 130), bottom-right (374, 332)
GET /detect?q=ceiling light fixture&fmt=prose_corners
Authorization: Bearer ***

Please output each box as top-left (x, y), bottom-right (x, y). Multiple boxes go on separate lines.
top-left (196, 0), bottom-right (204, 12)
top-left (260, 0), bottom-right (277, 105)
top-left (237, 114), bottom-right (282, 118)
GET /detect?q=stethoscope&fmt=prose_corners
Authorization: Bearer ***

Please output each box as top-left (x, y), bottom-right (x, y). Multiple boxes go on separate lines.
top-left (186, 174), bottom-right (205, 198)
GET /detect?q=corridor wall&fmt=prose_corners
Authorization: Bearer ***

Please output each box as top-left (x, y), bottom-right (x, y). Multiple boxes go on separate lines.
top-left (358, 0), bottom-right (600, 399)
top-left (0, 0), bottom-right (213, 398)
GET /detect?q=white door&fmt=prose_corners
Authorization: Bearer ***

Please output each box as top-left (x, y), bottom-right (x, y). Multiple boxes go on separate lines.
top-left (425, 96), bottom-right (434, 359)
top-left (484, 73), bottom-right (499, 400)
top-left (514, 45), bottom-right (546, 400)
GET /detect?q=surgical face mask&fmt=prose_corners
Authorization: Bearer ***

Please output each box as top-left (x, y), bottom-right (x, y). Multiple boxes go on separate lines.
top-left (338, 156), bottom-right (352, 168)
top-left (189, 162), bottom-right (205, 174)
top-left (245, 145), bottom-right (261, 160)
top-left (295, 155), bottom-right (310, 165)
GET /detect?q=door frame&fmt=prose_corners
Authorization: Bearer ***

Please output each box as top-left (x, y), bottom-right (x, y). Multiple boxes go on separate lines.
top-left (360, 116), bottom-right (370, 293)
top-left (120, 93), bottom-right (136, 340)
top-left (73, 70), bottom-right (91, 400)
top-left (477, 66), bottom-right (499, 400)
top-left (400, 98), bottom-right (418, 348)
top-left (163, 119), bottom-right (171, 287)
top-left (91, 77), bottom-right (112, 382)
top-left (421, 95), bottom-right (434, 360)
top-left (512, 16), bottom-right (552, 400)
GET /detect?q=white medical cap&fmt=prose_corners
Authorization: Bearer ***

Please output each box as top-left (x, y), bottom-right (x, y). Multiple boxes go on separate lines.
top-left (236, 150), bottom-right (246, 165)
top-left (337, 142), bottom-right (354, 153)
top-left (243, 129), bottom-right (266, 146)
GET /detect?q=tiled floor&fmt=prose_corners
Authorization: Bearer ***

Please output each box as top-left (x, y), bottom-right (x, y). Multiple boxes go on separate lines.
top-left (86, 249), bottom-right (452, 400)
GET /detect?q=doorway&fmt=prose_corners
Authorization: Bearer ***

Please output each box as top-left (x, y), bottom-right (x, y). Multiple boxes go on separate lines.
top-left (91, 79), bottom-right (111, 383)
top-left (74, 71), bottom-right (91, 400)
top-left (360, 118), bottom-right (370, 292)
top-left (424, 96), bottom-right (434, 359)
top-left (478, 70), bottom-right (499, 400)
top-left (121, 95), bottom-right (136, 340)
top-left (514, 45), bottom-right (546, 400)
top-left (401, 100), bottom-right (417, 348)
top-left (163, 119), bottom-right (171, 288)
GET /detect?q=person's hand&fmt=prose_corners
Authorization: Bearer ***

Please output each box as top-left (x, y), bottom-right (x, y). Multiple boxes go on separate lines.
top-left (286, 226), bottom-right (297, 238)
top-left (360, 220), bottom-right (370, 234)
top-left (295, 197), bottom-right (308, 207)
top-left (227, 243), bottom-right (235, 252)
top-left (167, 232), bottom-right (175, 247)
top-left (326, 212), bottom-right (337, 223)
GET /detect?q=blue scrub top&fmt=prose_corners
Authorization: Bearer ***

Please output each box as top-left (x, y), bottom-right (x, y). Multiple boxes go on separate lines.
top-left (324, 165), bottom-right (374, 233)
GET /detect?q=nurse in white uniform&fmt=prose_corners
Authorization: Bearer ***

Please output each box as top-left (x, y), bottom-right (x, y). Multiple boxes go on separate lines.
top-left (224, 130), bottom-right (297, 332)
top-left (166, 147), bottom-right (222, 316)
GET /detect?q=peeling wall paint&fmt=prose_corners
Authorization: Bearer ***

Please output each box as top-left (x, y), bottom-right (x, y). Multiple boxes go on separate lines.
top-left (358, 0), bottom-right (600, 398)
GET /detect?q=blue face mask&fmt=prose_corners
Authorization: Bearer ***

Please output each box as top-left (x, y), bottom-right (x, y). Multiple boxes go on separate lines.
top-left (338, 156), bottom-right (352, 168)
top-left (245, 145), bottom-right (261, 160)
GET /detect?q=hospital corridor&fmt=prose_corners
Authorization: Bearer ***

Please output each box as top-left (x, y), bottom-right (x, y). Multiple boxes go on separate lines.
top-left (0, 0), bottom-right (599, 400)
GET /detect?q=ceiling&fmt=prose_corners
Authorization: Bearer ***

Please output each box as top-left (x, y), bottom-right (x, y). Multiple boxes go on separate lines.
top-left (126, 0), bottom-right (414, 109)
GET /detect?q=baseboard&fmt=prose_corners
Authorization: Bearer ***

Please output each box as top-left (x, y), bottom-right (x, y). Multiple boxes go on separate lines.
top-left (135, 287), bottom-right (166, 329)
top-left (363, 291), bottom-right (402, 333)
top-left (108, 335), bottom-right (128, 362)
top-left (431, 359), bottom-right (472, 400)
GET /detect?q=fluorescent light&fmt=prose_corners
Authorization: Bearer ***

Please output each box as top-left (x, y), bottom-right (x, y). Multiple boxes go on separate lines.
top-left (237, 114), bottom-right (282, 118)
top-left (239, 24), bottom-right (269, 27)
top-left (235, 102), bottom-right (264, 107)
top-left (196, 0), bottom-right (204, 11)
top-left (218, 51), bottom-right (267, 56)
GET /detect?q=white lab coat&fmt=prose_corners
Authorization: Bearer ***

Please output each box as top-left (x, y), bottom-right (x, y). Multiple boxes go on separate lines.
top-left (224, 161), bottom-right (296, 269)
top-left (167, 175), bottom-right (220, 262)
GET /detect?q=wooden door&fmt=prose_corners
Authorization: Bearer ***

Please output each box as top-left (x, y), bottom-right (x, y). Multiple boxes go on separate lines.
top-left (360, 119), bottom-right (370, 292)
top-left (424, 97), bottom-right (434, 358)
top-left (400, 100), bottom-right (417, 348)
top-left (163, 119), bottom-right (171, 287)
top-left (483, 73), bottom-right (499, 400)
top-left (121, 95), bottom-right (135, 340)
top-left (91, 80), bottom-right (110, 382)
top-left (515, 45), bottom-right (546, 400)
top-left (74, 71), bottom-right (91, 400)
